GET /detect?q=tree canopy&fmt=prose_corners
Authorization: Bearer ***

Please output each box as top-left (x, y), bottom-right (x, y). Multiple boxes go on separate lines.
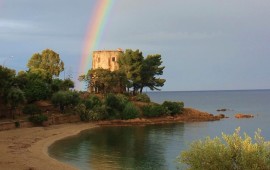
top-left (80, 68), bottom-right (126, 94)
top-left (0, 49), bottom-right (77, 120)
top-left (140, 54), bottom-right (166, 93)
top-left (0, 66), bottom-right (16, 97)
top-left (119, 49), bottom-right (166, 94)
top-left (27, 49), bottom-right (64, 77)
top-left (118, 49), bottom-right (144, 94)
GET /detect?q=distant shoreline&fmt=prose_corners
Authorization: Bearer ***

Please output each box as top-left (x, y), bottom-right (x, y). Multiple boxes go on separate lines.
top-left (146, 89), bottom-right (270, 93)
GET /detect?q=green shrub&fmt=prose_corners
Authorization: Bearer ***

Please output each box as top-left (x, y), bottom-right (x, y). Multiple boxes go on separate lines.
top-left (92, 105), bottom-right (109, 120)
top-left (142, 104), bottom-right (166, 118)
top-left (84, 95), bottom-right (102, 110)
top-left (80, 111), bottom-right (91, 121)
top-left (76, 104), bottom-right (91, 121)
top-left (104, 93), bottom-right (127, 119)
top-left (134, 93), bottom-right (151, 102)
top-left (29, 114), bottom-right (48, 125)
top-left (77, 103), bottom-right (109, 121)
top-left (22, 104), bottom-right (41, 115)
top-left (105, 93), bottom-right (128, 111)
top-left (162, 101), bottom-right (184, 115)
top-left (116, 94), bottom-right (129, 107)
top-left (24, 79), bottom-right (51, 102)
top-left (51, 91), bottom-right (80, 113)
top-left (15, 121), bottom-right (20, 128)
top-left (121, 102), bottom-right (139, 120)
top-left (105, 93), bottom-right (120, 109)
top-left (179, 127), bottom-right (270, 170)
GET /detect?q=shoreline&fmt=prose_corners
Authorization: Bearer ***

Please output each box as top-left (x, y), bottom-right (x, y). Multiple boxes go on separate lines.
top-left (0, 108), bottom-right (221, 170)
top-left (0, 123), bottom-right (98, 170)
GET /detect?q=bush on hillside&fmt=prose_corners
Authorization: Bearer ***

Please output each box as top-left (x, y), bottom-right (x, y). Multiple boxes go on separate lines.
top-left (116, 93), bottom-right (129, 107)
top-left (91, 105), bottom-right (109, 120)
top-left (84, 95), bottom-right (102, 110)
top-left (134, 93), bottom-right (150, 102)
top-left (76, 104), bottom-right (91, 121)
top-left (178, 127), bottom-right (270, 170)
top-left (105, 93), bottom-right (121, 110)
top-left (22, 104), bottom-right (41, 115)
top-left (29, 114), bottom-right (48, 125)
top-left (104, 93), bottom-right (129, 119)
top-left (51, 91), bottom-right (80, 113)
top-left (162, 101), bottom-right (184, 115)
top-left (142, 104), bottom-right (167, 118)
top-left (121, 102), bottom-right (139, 120)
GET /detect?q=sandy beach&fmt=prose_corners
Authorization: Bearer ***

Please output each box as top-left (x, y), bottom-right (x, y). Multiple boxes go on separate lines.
top-left (0, 123), bottom-right (97, 170)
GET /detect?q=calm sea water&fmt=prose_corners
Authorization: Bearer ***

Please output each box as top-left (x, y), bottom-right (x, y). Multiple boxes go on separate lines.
top-left (49, 90), bottom-right (270, 170)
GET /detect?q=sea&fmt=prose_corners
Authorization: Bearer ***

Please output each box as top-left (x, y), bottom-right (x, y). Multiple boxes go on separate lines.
top-left (48, 90), bottom-right (270, 170)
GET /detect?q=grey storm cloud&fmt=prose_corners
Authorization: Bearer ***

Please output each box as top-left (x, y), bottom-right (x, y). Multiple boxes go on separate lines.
top-left (1, 0), bottom-right (270, 91)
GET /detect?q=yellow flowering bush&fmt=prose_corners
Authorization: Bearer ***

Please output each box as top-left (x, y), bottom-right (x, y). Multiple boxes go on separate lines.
top-left (178, 127), bottom-right (270, 170)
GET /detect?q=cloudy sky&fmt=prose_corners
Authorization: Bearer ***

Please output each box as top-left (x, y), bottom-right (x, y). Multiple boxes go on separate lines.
top-left (1, 0), bottom-right (270, 91)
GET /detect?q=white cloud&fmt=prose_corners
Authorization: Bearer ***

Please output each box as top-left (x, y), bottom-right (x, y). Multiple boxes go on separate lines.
top-left (0, 19), bottom-right (34, 30)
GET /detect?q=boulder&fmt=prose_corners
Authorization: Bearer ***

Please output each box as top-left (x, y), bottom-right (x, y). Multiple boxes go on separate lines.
top-left (216, 114), bottom-right (225, 118)
top-left (235, 113), bottom-right (254, 119)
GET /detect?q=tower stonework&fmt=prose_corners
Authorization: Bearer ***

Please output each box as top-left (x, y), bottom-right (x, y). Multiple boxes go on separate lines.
top-left (89, 49), bottom-right (123, 93)
top-left (92, 50), bottom-right (122, 71)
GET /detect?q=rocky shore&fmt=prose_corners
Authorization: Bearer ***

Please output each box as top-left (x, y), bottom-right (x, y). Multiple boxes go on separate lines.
top-left (97, 108), bottom-right (221, 126)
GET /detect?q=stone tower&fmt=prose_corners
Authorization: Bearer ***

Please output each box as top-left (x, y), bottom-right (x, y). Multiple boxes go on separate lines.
top-left (89, 49), bottom-right (123, 93)
top-left (92, 49), bottom-right (123, 71)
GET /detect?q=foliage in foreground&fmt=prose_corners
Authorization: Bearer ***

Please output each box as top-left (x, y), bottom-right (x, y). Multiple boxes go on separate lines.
top-left (178, 127), bottom-right (270, 170)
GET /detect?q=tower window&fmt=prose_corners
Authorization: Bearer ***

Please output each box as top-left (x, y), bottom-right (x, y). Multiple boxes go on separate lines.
top-left (98, 57), bottom-right (100, 63)
top-left (112, 57), bottom-right (116, 62)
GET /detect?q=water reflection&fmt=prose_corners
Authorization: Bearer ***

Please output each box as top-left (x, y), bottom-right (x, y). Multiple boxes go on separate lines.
top-left (49, 123), bottom-right (185, 170)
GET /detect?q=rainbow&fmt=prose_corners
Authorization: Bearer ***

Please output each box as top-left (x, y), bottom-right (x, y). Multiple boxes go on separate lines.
top-left (78, 0), bottom-right (115, 90)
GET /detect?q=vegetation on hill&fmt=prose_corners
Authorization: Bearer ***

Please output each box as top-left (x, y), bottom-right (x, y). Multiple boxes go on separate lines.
top-left (76, 93), bottom-right (184, 122)
top-left (0, 48), bottom-right (182, 125)
top-left (0, 49), bottom-right (71, 120)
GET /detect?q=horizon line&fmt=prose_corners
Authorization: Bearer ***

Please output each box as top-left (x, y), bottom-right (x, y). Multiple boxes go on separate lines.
top-left (146, 88), bottom-right (270, 93)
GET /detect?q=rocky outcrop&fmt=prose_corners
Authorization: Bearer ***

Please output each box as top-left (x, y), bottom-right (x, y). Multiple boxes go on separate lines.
top-left (235, 113), bottom-right (254, 119)
top-left (181, 108), bottom-right (221, 121)
top-left (97, 108), bottom-right (221, 126)
top-left (216, 114), bottom-right (225, 118)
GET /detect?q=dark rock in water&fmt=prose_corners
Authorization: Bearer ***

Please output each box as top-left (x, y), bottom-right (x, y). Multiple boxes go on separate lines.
top-left (217, 108), bottom-right (227, 112)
